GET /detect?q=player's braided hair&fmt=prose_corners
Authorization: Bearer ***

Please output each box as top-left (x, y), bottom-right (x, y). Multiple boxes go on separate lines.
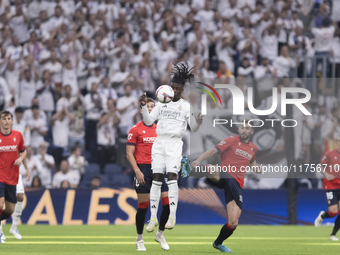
top-left (171, 62), bottom-right (195, 86)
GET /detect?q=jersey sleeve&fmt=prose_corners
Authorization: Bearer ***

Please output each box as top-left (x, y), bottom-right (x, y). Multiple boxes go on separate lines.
top-left (127, 125), bottom-right (138, 146)
top-left (215, 137), bottom-right (234, 154)
top-left (186, 104), bottom-right (200, 132)
top-left (142, 103), bottom-right (160, 125)
top-left (18, 132), bottom-right (25, 152)
top-left (321, 151), bottom-right (331, 165)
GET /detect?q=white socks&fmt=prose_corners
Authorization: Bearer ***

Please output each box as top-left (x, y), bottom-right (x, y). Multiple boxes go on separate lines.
top-left (11, 201), bottom-right (23, 230)
top-left (167, 180), bottom-right (178, 220)
top-left (137, 234), bottom-right (143, 241)
top-left (150, 181), bottom-right (162, 219)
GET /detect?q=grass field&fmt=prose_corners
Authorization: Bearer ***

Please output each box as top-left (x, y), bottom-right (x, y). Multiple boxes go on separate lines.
top-left (0, 225), bottom-right (339, 254)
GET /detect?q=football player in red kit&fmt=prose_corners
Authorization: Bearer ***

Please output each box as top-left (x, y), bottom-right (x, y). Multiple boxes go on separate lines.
top-left (126, 98), bottom-right (169, 251)
top-left (192, 120), bottom-right (262, 252)
top-left (315, 135), bottom-right (340, 241)
top-left (0, 111), bottom-right (26, 243)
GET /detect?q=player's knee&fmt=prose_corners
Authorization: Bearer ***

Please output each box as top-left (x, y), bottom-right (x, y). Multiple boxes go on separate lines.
top-left (17, 193), bottom-right (24, 202)
top-left (153, 173), bottom-right (163, 182)
top-left (167, 172), bottom-right (177, 181)
top-left (228, 220), bottom-right (238, 230)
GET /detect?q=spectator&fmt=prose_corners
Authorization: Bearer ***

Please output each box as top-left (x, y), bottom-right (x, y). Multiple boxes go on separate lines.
top-left (12, 107), bottom-right (30, 146)
top-left (261, 24), bottom-right (279, 62)
top-left (56, 85), bottom-right (76, 112)
top-left (52, 106), bottom-right (75, 170)
top-left (288, 26), bottom-right (312, 78)
top-left (273, 46), bottom-right (296, 78)
top-left (60, 180), bottom-right (71, 189)
top-left (68, 146), bottom-right (87, 181)
top-left (27, 105), bottom-right (48, 151)
top-left (52, 160), bottom-right (80, 188)
top-left (97, 76), bottom-right (118, 104)
top-left (0, 74), bottom-right (10, 111)
top-left (18, 61), bottom-right (39, 109)
top-left (97, 100), bottom-right (120, 172)
top-left (77, 50), bottom-right (96, 95)
top-left (9, 0), bottom-right (28, 44)
top-left (91, 176), bottom-right (101, 189)
top-left (254, 57), bottom-right (275, 94)
top-left (84, 82), bottom-right (103, 159)
top-left (62, 60), bottom-right (78, 97)
top-left (312, 17), bottom-right (335, 77)
top-left (110, 59), bottom-right (132, 97)
top-left (22, 145), bottom-right (43, 187)
top-left (86, 66), bottom-right (103, 93)
top-left (36, 70), bottom-right (56, 118)
top-left (31, 176), bottom-right (42, 188)
top-left (35, 141), bottom-right (55, 188)
top-left (116, 84), bottom-right (138, 136)
top-left (23, 97), bottom-right (47, 125)
top-left (69, 95), bottom-right (86, 151)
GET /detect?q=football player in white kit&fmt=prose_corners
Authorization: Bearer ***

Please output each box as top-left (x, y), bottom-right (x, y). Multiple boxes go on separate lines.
top-left (139, 63), bottom-right (203, 230)
top-left (0, 107), bottom-right (30, 241)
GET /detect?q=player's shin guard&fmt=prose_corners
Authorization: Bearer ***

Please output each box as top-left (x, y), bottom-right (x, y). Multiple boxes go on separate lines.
top-left (11, 201), bottom-right (23, 230)
top-left (167, 180), bottom-right (178, 220)
top-left (136, 202), bottom-right (149, 236)
top-left (159, 197), bottom-right (170, 231)
top-left (215, 222), bottom-right (236, 245)
top-left (150, 181), bottom-right (162, 219)
top-left (0, 210), bottom-right (12, 221)
top-left (322, 211), bottom-right (337, 219)
top-left (331, 211), bottom-right (340, 236)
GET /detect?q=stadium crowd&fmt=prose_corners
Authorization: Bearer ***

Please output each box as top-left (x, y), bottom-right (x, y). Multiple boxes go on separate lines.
top-left (0, 0), bottom-right (338, 188)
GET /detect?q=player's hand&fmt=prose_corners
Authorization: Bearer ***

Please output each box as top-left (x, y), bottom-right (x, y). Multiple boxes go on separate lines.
top-left (325, 172), bottom-right (335, 181)
top-left (25, 170), bottom-right (31, 182)
top-left (196, 112), bottom-right (203, 124)
top-left (136, 170), bottom-right (145, 185)
top-left (14, 158), bottom-right (22, 167)
top-left (139, 92), bottom-right (147, 107)
top-left (191, 160), bottom-right (200, 169)
top-left (255, 165), bottom-right (263, 174)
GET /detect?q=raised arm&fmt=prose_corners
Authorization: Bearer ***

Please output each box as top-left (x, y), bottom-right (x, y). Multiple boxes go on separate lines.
top-left (139, 92), bottom-right (160, 125)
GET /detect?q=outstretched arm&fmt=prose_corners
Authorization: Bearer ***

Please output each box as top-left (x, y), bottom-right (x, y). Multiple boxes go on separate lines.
top-left (249, 160), bottom-right (262, 174)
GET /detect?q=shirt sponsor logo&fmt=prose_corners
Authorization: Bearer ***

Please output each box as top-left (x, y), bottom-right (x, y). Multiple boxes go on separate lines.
top-left (219, 141), bottom-right (226, 146)
top-left (235, 148), bottom-right (252, 160)
top-left (0, 145), bottom-right (18, 152)
top-left (127, 134), bottom-right (133, 140)
top-left (143, 137), bottom-right (156, 143)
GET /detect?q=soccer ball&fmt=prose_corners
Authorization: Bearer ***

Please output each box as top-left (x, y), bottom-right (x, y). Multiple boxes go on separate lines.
top-left (155, 85), bottom-right (174, 103)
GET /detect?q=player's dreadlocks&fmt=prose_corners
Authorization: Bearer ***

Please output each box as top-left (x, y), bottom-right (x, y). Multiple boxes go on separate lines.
top-left (171, 62), bottom-right (195, 86)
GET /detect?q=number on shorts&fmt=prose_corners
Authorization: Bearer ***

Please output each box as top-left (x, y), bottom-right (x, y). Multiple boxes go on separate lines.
top-left (326, 191), bottom-right (333, 200)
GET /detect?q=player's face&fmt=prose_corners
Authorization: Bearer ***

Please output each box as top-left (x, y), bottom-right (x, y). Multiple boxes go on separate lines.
top-left (171, 83), bottom-right (183, 101)
top-left (146, 102), bottom-right (154, 113)
top-left (238, 123), bottom-right (253, 142)
top-left (0, 114), bottom-right (13, 130)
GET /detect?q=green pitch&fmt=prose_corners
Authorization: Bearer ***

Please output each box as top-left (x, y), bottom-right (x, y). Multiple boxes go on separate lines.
top-left (0, 225), bottom-right (339, 255)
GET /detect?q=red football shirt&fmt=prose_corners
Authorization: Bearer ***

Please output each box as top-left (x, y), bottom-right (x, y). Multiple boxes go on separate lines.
top-left (0, 130), bottom-right (25, 185)
top-left (127, 121), bottom-right (156, 164)
top-left (215, 136), bottom-right (258, 189)
top-left (320, 149), bottom-right (340, 190)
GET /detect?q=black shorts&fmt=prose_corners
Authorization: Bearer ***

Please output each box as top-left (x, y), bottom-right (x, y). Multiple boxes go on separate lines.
top-left (0, 182), bottom-right (17, 203)
top-left (325, 189), bottom-right (340, 206)
top-left (134, 164), bottom-right (168, 194)
top-left (205, 175), bottom-right (243, 210)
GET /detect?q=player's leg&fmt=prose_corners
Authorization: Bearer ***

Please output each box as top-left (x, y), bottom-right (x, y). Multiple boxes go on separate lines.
top-left (149, 140), bottom-right (166, 228)
top-left (213, 200), bottom-right (240, 252)
top-left (315, 190), bottom-right (338, 227)
top-left (329, 196), bottom-right (340, 241)
top-left (135, 193), bottom-right (149, 251)
top-left (10, 174), bottom-right (24, 239)
top-left (164, 139), bottom-right (183, 229)
top-left (154, 191), bottom-right (170, 250)
top-left (0, 193), bottom-right (5, 243)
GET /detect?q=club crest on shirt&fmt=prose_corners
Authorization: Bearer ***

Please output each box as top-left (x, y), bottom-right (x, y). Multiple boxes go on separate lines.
top-left (178, 105), bottom-right (182, 110)
top-left (238, 142), bottom-right (241, 146)
top-left (251, 147), bottom-right (253, 152)
top-left (143, 130), bottom-right (145, 133)
top-left (13, 137), bottom-right (16, 142)
top-left (0, 139), bottom-right (1, 143)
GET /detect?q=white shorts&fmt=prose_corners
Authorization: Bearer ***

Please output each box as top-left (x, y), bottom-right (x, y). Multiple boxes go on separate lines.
top-left (16, 174), bottom-right (25, 195)
top-left (151, 137), bottom-right (183, 174)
